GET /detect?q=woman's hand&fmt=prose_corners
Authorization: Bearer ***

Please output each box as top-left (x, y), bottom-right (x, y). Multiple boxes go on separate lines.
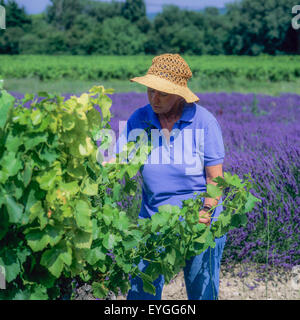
top-left (199, 210), bottom-right (211, 227)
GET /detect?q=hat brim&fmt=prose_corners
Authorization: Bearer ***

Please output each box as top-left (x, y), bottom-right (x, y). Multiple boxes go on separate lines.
top-left (130, 74), bottom-right (199, 104)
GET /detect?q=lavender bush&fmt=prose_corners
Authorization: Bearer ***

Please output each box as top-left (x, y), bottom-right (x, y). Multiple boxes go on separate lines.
top-left (198, 92), bottom-right (300, 271)
top-left (9, 91), bottom-right (300, 271)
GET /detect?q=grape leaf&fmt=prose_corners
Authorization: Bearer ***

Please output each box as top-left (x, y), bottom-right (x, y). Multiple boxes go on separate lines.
top-left (5, 195), bottom-right (24, 224)
top-left (75, 200), bottom-right (92, 232)
top-left (0, 90), bottom-right (14, 129)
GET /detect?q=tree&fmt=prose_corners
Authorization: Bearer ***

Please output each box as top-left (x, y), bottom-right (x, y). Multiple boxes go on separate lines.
top-left (146, 6), bottom-right (190, 54)
top-left (224, 0), bottom-right (299, 55)
top-left (19, 16), bottom-right (68, 54)
top-left (91, 17), bottom-right (146, 55)
top-left (64, 13), bottom-right (99, 54)
top-left (0, 0), bottom-right (31, 28)
top-left (280, 25), bottom-right (300, 54)
top-left (146, 5), bottom-right (220, 55)
top-left (135, 15), bottom-right (151, 33)
top-left (170, 25), bottom-right (205, 55)
top-left (84, 0), bottom-right (122, 23)
top-left (200, 7), bottom-right (227, 54)
top-left (121, 0), bottom-right (146, 23)
top-left (0, 0), bottom-right (31, 54)
top-left (45, 0), bottom-right (85, 31)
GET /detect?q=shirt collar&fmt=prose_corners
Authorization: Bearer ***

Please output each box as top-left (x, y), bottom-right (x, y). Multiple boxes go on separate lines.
top-left (146, 103), bottom-right (196, 128)
top-left (179, 102), bottom-right (196, 123)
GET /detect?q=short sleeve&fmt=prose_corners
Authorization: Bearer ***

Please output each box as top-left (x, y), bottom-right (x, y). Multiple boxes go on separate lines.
top-left (204, 118), bottom-right (225, 167)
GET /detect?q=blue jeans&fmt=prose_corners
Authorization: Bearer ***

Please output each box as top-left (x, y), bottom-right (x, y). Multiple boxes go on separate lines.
top-left (127, 234), bottom-right (227, 300)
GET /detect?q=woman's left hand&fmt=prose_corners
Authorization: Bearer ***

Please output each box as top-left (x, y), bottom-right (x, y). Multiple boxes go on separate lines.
top-left (199, 210), bottom-right (211, 227)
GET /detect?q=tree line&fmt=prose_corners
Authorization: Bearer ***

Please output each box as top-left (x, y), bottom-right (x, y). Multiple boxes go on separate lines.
top-left (0, 0), bottom-right (299, 55)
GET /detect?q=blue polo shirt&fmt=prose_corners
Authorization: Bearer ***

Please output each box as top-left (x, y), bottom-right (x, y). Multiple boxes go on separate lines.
top-left (117, 102), bottom-right (225, 220)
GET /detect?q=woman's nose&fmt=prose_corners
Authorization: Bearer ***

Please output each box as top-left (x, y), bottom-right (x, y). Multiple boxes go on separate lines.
top-left (152, 91), bottom-right (160, 104)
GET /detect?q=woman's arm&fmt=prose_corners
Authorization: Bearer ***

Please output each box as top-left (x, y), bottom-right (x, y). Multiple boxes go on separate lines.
top-left (204, 163), bottom-right (223, 208)
top-left (199, 164), bottom-right (223, 226)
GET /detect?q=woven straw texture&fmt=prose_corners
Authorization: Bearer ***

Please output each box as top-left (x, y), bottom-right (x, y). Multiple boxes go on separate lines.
top-left (147, 54), bottom-right (192, 87)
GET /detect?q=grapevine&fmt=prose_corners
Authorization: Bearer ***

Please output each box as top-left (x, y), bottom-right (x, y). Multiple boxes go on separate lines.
top-left (0, 86), bottom-right (260, 299)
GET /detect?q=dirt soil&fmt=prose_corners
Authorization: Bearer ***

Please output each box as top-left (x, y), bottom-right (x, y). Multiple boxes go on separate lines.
top-left (115, 264), bottom-right (300, 300)
top-left (74, 264), bottom-right (300, 300)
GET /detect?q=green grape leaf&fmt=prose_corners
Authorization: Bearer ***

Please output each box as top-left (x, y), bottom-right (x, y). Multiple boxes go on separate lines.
top-left (140, 272), bottom-right (156, 295)
top-left (78, 136), bottom-right (94, 157)
top-left (37, 91), bottom-right (50, 98)
top-left (29, 285), bottom-right (48, 300)
top-left (92, 281), bottom-right (109, 299)
top-left (40, 243), bottom-right (72, 278)
top-left (39, 148), bottom-right (58, 164)
top-left (59, 181), bottom-right (80, 196)
top-left (194, 228), bottom-right (214, 245)
top-left (74, 200), bottom-right (92, 232)
top-left (231, 212), bottom-right (248, 228)
top-left (244, 192), bottom-right (261, 213)
top-left (102, 233), bottom-right (116, 250)
top-left (87, 107), bottom-right (102, 131)
top-left (123, 237), bottom-right (138, 251)
top-left (4, 195), bottom-right (24, 224)
top-left (22, 161), bottom-right (33, 188)
top-left (25, 230), bottom-right (51, 252)
top-left (0, 90), bottom-right (14, 129)
top-left (25, 226), bottom-right (64, 252)
top-left (13, 290), bottom-right (31, 300)
top-left (24, 132), bottom-right (48, 151)
top-left (99, 95), bottom-right (112, 120)
top-left (0, 152), bottom-right (23, 178)
top-left (28, 201), bottom-right (48, 229)
top-left (22, 93), bottom-right (35, 103)
top-left (112, 211), bottom-right (129, 231)
top-left (86, 247), bottom-right (106, 265)
top-left (73, 230), bottom-right (93, 249)
top-left (224, 172), bottom-right (243, 188)
top-left (5, 132), bottom-right (23, 152)
top-left (166, 248), bottom-right (176, 265)
top-left (62, 114), bottom-right (75, 131)
top-left (102, 205), bottom-right (113, 226)
top-left (81, 178), bottom-right (98, 196)
top-left (36, 169), bottom-right (60, 191)
top-left (0, 250), bottom-right (20, 283)
top-left (219, 212), bottom-right (232, 228)
top-left (30, 109), bottom-right (42, 126)
top-left (206, 183), bottom-right (222, 199)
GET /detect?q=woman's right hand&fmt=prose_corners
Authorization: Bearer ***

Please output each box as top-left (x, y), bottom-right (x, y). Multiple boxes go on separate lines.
top-left (199, 210), bottom-right (211, 227)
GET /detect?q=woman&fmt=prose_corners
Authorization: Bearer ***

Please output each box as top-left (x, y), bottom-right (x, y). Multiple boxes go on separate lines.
top-left (115, 53), bottom-right (226, 300)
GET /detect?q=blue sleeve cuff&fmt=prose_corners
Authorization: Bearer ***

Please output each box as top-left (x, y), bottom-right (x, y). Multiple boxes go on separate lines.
top-left (204, 159), bottom-right (224, 167)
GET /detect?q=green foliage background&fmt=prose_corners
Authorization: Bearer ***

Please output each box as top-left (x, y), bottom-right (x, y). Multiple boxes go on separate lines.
top-left (0, 0), bottom-right (299, 55)
top-left (1, 55), bottom-right (300, 82)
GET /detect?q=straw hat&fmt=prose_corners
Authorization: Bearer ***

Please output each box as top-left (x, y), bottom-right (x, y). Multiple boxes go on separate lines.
top-left (130, 53), bottom-right (199, 103)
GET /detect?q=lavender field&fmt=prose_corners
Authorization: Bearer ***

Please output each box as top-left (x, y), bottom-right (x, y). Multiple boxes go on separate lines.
top-left (10, 91), bottom-right (300, 272)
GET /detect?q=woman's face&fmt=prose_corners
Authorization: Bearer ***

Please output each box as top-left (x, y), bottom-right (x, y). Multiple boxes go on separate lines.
top-left (147, 87), bottom-right (183, 115)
